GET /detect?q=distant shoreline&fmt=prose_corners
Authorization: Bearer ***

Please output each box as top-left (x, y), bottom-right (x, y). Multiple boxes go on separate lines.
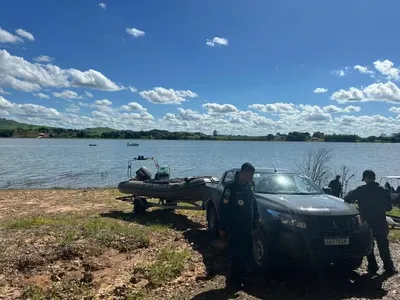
top-left (0, 136), bottom-right (397, 143)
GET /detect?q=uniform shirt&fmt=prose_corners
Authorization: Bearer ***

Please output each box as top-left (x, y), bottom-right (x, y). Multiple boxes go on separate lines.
top-left (219, 179), bottom-right (259, 236)
top-left (344, 182), bottom-right (392, 234)
top-left (328, 179), bottom-right (342, 195)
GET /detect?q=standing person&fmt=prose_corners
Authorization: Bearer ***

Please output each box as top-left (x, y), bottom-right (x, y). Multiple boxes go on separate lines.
top-left (344, 170), bottom-right (397, 275)
top-left (329, 175), bottom-right (343, 197)
top-left (219, 162), bottom-right (260, 291)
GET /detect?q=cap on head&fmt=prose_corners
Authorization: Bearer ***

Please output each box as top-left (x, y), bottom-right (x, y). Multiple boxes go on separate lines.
top-left (362, 169), bottom-right (376, 181)
top-left (241, 162), bottom-right (255, 173)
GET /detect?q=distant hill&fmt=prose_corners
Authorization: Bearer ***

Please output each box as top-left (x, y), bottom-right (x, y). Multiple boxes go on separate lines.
top-left (0, 118), bottom-right (116, 138)
top-left (0, 118), bottom-right (43, 130)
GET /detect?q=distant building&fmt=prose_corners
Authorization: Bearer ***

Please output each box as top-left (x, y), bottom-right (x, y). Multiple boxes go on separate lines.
top-left (37, 132), bottom-right (49, 138)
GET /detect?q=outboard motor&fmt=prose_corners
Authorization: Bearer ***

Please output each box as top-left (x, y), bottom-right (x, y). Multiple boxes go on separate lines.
top-left (135, 167), bottom-right (152, 181)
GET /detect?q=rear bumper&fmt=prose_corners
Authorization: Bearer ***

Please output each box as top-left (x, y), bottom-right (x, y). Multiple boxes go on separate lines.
top-left (275, 226), bottom-right (373, 262)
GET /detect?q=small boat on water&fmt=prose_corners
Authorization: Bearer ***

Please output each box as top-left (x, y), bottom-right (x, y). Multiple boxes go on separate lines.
top-left (127, 142), bottom-right (139, 146)
top-left (117, 156), bottom-right (217, 202)
top-left (89, 144), bottom-right (97, 146)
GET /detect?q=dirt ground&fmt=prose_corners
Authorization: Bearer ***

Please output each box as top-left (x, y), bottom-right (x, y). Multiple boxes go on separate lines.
top-left (0, 189), bottom-right (399, 300)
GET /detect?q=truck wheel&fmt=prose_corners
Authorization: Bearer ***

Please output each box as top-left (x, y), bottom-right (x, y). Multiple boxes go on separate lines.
top-left (133, 197), bottom-right (147, 215)
top-left (207, 204), bottom-right (218, 239)
top-left (252, 228), bottom-right (269, 270)
top-left (334, 257), bottom-right (363, 272)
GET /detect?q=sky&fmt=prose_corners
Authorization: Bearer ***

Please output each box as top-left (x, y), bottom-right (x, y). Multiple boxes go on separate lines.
top-left (1, 0), bottom-right (400, 137)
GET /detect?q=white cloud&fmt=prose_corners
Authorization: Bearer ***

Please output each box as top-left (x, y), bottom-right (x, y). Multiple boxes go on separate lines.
top-left (0, 50), bottom-right (123, 92)
top-left (2, 94), bottom-right (400, 137)
top-left (99, 2), bottom-right (107, 9)
top-left (331, 68), bottom-right (349, 77)
top-left (126, 28), bottom-right (145, 38)
top-left (323, 105), bottom-right (342, 113)
top-left (177, 108), bottom-right (206, 121)
top-left (139, 87), bottom-right (198, 104)
top-left (332, 82), bottom-right (400, 104)
top-left (0, 88), bottom-right (10, 95)
top-left (373, 60), bottom-right (400, 81)
top-left (84, 91), bottom-right (93, 98)
top-left (389, 107), bottom-right (400, 114)
top-left (323, 105), bottom-right (361, 113)
top-left (306, 113), bottom-right (331, 122)
top-left (33, 55), bottom-right (54, 63)
top-left (331, 87), bottom-right (364, 103)
top-left (128, 86), bottom-right (137, 93)
top-left (299, 104), bottom-right (324, 114)
top-left (206, 37), bottom-right (229, 47)
top-left (1, 96), bottom-right (155, 130)
top-left (94, 99), bottom-right (112, 106)
top-left (0, 96), bottom-right (13, 109)
top-left (53, 90), bottom-right (83, 100)
top-left (66, 104), bottom-right (80, 114)
top-left (15, 29), bottom-right (35, 41)
top-left (120, 102), bottom-right (147, 112)
top-left (34, 93), bottom-right (50, 99)
top-left (248, 103), bottom-right (298, 114)
top-left (0, 96), bottom-right (59, 119)
top-left (343, 105), bottom-right (361, 113)
top-left (202, 103), bottom-right (238, 113)
top-left (0, 27), bottom-right (23, 44)
top-left (0, 75), bottom-right (41, 92)
top-left (354, 65), bottom-right (374, 76)
top-left (314, 88), bottom-right (328, 94)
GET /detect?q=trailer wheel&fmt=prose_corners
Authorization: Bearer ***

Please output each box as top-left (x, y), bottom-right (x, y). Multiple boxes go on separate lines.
top-left (133, 197), bottom-right (147, 215)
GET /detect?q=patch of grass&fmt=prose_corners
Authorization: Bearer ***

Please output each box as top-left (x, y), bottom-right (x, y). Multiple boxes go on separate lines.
top-left (389, 207), bottom-right (400, 217)
top-left (21, 285), bottom-right (46, 300)
top-left (5, 216), bottom-right (55, 230)
top-left (3, 214), bottom-right (82, 230)
top-left (82, 218), bottom-right (150, 251)
top-left (145, 247), bottom-right (190, 287)
top-left (46, 279), bottom-right (93, 300)
top-left (60, 230), bottom-right (80, 246)
top-left (389, 230), bottom-right (400, 241)
top-left (126, 290), bottom-right (148, 300)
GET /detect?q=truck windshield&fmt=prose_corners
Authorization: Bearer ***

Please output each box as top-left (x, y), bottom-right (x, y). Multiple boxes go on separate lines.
top-left (253, 173), bottom-right (323, 195)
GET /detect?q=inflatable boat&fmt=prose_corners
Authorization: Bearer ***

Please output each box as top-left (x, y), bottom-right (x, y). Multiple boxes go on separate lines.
top-left (118, 176), bottom-right (216, 202)
top-left (117, 156), bottom-right (218, 202)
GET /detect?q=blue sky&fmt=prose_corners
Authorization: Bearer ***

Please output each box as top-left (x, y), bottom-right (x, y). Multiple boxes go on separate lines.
top-left (0, 0), bottom-right (400, 136)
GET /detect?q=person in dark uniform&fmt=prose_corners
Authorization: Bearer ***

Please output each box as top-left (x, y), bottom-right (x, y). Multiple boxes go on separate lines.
top-left (219, 162), bottom-right (260, 290)
top-left (329, 175), bottom-right (342, 197)
top-left (344, 170), bottom-right (397, 275)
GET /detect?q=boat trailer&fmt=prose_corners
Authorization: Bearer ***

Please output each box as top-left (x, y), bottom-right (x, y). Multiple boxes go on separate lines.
top-left (116, 195), bottom-right (205, 214)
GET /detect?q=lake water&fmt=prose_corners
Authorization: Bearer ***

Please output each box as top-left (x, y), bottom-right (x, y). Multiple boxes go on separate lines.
top-left (0, 139), bottom-right (399, 191)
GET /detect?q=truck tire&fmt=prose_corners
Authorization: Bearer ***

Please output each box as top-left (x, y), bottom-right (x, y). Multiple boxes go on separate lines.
top-left (252, 227), bottom-right (270, 270)
top-left (207, 204), bottom-right (218, 239)
top-left (334, 257), bottom-right (363, 272)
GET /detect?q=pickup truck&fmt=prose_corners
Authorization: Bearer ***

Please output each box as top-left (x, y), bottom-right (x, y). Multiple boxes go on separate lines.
top-left (203, 168), bottom-right (373, 272)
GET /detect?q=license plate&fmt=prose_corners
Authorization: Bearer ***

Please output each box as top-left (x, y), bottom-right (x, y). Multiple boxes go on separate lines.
top-left (324, 237), bottom-right (350, 246)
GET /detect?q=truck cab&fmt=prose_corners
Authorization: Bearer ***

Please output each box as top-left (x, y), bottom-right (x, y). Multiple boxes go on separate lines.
top-left (204, 168), bottom-right (373, 272)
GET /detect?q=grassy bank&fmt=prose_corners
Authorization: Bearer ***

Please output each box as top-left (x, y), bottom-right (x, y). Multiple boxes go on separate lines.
top-left (0, 189), bottom-right (399, 300)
